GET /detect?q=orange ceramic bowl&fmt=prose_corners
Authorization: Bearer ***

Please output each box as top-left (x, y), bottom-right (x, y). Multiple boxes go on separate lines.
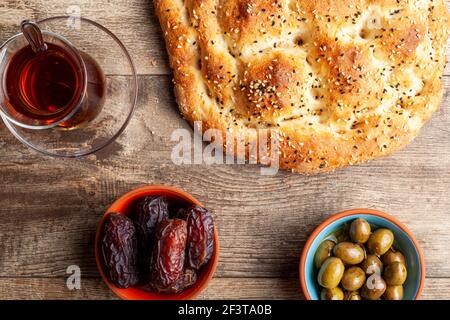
top-left (299, 208), bottom-right (425, 300)
top-left (95, 185), bottom-right (219, 300)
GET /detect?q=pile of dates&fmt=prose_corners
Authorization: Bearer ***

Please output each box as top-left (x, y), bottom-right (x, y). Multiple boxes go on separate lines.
top-left (101, 196), bottom-right (215, 293)
top-left (315, 218), bottom-right (408, 300)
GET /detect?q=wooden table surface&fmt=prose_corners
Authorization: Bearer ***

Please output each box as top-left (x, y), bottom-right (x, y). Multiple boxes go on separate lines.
top-left (1, 0), bottom-right (450, 300)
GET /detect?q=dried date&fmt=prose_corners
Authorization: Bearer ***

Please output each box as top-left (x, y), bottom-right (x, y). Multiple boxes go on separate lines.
top-left (150, 219), bottom-right (187, 292)
top-left (134, 196), bottom-right (169, 244)
top-left (101, 213), bottom-right (139, 288)
top-left (134, 196), bottom-right (169, 275)
top-left (163, 268), bottom-right (197, 294)
top-left (185, 206), bottom-right (215, 270)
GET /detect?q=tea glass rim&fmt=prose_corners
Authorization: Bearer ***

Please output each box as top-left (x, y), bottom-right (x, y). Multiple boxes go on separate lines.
top-left (0, 30), bottom-right (88, 130)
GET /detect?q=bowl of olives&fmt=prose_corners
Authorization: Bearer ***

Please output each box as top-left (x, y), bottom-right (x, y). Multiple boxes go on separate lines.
top-left (95, 185), bottom-right (219, 300)
top-left (299, 209), bottom-right (425, 300)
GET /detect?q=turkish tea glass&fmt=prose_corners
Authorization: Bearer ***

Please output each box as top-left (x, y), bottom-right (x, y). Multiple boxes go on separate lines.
top-left (0, 16), bottom-right (138, 157)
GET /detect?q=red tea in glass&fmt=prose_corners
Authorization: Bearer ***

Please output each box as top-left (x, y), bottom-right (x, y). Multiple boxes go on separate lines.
top-left (1, 34), bottom-right (105, 130)
top-left (4, 42), bottom-right (86, 126)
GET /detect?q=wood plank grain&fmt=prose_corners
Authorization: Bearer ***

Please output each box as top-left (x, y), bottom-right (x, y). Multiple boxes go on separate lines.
top-left (0, 277), bottom-right (447, 300)
top-left (0, 75), bottom-right (449, 282)
top-left (0, 0), bottom-right (449, 75)
top-left (1, 0), bottom-right (450, 300)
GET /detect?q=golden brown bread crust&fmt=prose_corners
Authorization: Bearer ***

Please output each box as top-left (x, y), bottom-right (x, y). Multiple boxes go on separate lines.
top-left (154, 0), bottom-right (450, 173)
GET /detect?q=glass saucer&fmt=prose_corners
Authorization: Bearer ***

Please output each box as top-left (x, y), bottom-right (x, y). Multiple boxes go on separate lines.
top-left (0, 16), bottom-right (138, 157)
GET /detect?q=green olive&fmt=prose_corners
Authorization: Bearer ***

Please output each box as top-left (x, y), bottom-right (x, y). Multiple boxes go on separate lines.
top-left (383, 285), bottom-right (404, 300)
top-left (335, 224), bottom-right (351, 243)
top-left (314, 240), bottom-right (335, 269)
top-left (382, 249), bottom-right (406, 266)
top-left (361, 274), bottom-right (387, 300)
top-left (317, 257), bottom-right (345, 289)
top-left (367, 229), bottom-right (394, 255)
top-left (350, 218), bottom-right (371, 243)
top-left (341, 266), bottom-right (366, 291)
top-left (361, 254), bottom-right (383, 275)
top-left (344, 291), bottom-right (362, 300)
top-left (333, 242), bottom-right (365, 265)
top-left (383, 262), bottom-right (407, 286)
top-left (320, 287), bottom-right (344, 300)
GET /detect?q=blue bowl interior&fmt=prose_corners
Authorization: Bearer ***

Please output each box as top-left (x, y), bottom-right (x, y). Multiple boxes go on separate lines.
top-left (304, 214), bottom-right (422, 300)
